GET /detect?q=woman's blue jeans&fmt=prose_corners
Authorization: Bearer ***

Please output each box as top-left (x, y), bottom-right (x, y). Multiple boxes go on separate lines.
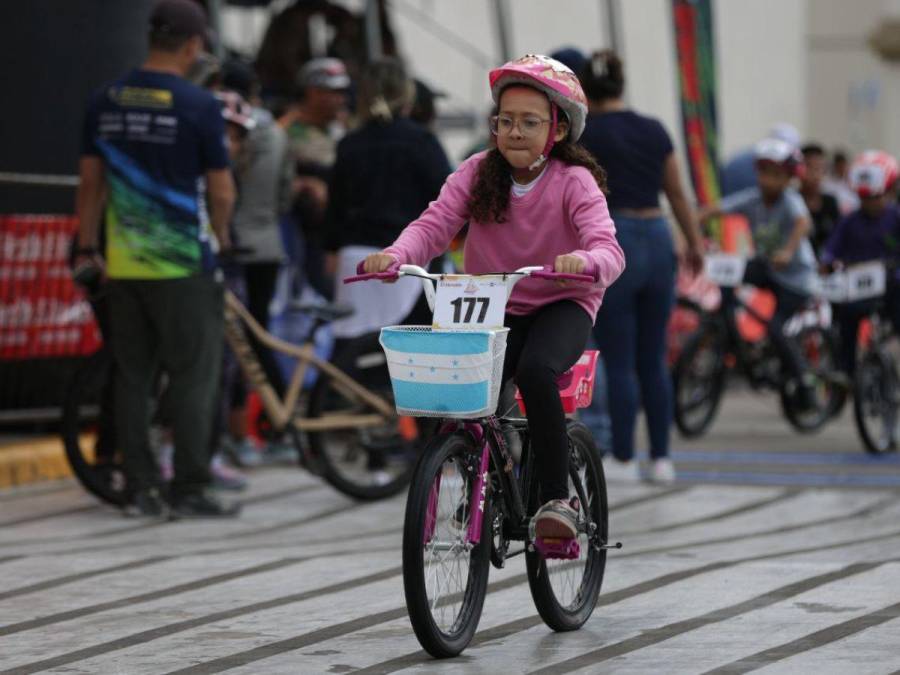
top-left (593, 215), bottom-right (676, 461)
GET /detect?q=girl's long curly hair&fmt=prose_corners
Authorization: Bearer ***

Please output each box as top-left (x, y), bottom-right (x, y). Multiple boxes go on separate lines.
top-left (468, 122), bottom-right (608, 224)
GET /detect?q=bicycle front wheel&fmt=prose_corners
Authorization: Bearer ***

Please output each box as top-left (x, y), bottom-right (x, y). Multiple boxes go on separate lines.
top-left (60, 349), bottom-right (131, 506)
top-left (403, 432), bottom-right (491, 658)
top-left (526, 421), bottom-right (608, 632)
top-left (673, 321), bottom-right (727, 438)
top-left (853, 349), bottom-right (899, 455)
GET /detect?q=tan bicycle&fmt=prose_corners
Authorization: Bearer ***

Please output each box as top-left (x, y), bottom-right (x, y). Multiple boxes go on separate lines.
top-left (61, 281), bottom-right (425, 506)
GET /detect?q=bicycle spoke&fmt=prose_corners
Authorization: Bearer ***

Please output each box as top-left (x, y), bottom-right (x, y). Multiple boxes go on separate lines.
top-left (422, 455), bottom-right (472, 633)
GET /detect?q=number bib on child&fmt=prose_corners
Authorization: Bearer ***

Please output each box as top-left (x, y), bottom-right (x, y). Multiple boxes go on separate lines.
top-left (432, 276), bottom-right (508, 330)
top-left (819, 261), bottom-right (887, 303)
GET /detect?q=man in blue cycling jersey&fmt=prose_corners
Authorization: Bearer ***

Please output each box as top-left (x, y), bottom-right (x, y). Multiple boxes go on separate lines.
top-left (75, 0), bottom-right (239, 518)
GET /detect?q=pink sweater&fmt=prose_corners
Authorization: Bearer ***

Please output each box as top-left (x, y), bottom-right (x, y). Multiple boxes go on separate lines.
top-left (383, 151), bottom-right (625, 319)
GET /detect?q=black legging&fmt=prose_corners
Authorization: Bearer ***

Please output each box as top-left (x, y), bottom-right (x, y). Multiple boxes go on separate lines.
top-left (233, 262), bottom-right (286, 401)
top-left (502, 301), bottom-right (592, 502)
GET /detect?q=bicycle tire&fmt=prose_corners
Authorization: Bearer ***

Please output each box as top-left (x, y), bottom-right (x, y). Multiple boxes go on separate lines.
top-left (780, 326), bottom-right (844, 433)
top-left (402, 431), bottom-right (492, 658)
top-left (673, 321), bottom-right (727, 438)
top-left (306, 335), bottom-right (418, 501)
top-left (525, 421), bottom-right (607, 632)
top-left (60, 349), bottom-right (131, 506)
top-left (852, 349), bottom-right (898, 455)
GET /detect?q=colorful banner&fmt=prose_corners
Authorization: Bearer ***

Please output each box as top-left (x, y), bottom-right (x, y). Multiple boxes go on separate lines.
top-left (672, 0), bottom-right (720, 208)
top-left (0, 215), bottom-right (102, 360)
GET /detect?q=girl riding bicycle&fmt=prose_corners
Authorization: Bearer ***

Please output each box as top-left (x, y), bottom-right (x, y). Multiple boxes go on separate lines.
top-left (363, 54), bottom-right (625, 540)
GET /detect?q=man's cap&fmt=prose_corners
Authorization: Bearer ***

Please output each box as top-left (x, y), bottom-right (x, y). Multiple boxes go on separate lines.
top-left (549, 47), bottom-right (587, 77)
top-left (767, 122), bottom-right (800, 149)
top-left (222, 58), bottom-right (257, 99)
top-left (150, 0), bottom-right (208, 37)
top-left (297, 58), bottom-right (351, 90)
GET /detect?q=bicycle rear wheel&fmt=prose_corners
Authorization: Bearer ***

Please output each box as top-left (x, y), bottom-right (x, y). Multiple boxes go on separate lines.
top-left (60, 349), bottom-right (130, 506)
top-left (673, 321), bottom-right (727, 438)
top-left (403, 431), bottom-right (491, 658)
top-left (853, 349), bottom-right (899, 455)
top-left (526, 421), bottom-right (608, 631)
top-left (307, 334), bottom-right (421, 500)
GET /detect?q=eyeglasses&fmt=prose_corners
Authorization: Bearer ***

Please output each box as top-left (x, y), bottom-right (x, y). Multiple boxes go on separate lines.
top-left (489, 114), bottom-right (552, 138)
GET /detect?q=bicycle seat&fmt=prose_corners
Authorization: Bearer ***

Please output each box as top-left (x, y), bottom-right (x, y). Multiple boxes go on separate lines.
top-left (288, 302), bottom-right (355, 322)
top-left (515, 350), bottom-right (600, 414)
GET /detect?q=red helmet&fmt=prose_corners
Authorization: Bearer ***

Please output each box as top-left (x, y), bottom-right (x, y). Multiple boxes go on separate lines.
top-left (849, 150), bottom-right (899, 197)
top-left (754, 138), bottom-right (803, 177)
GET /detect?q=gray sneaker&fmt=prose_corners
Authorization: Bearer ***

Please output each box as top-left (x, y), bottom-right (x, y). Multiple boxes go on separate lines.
top-left (221, 436), bottom-right (263, 468)
top-left (533, 499), bottom-right (579, 540)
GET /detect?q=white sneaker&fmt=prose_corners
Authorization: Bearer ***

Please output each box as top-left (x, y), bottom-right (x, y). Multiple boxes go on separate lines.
top-left (602, 456), bottom-right (641, 484)
top-left (648, 458), bottom-right (677, 485)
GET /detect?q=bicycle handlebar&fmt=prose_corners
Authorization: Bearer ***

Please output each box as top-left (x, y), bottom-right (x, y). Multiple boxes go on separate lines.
top-left (343, 263), bottom-right (597, 284)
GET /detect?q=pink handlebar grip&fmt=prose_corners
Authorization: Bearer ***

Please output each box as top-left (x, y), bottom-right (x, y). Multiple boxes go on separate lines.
top-left (344, 259), bottom-right (401, 283)
top-left (343, 271), bottom-right (399, 283)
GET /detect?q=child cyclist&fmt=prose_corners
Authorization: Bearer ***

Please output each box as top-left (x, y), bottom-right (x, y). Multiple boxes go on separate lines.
top-left (700, 138), bottom-right (819, 407)
top-left (820, 151), bottom-right (900, 376)
top-left (363, 54), bottom-right (625, 540)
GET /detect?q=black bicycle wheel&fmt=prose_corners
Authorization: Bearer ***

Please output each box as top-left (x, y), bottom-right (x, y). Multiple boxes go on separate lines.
top-left (526, 421), bottom-right (608, 632)
top-left (60, 349), bottom-right (131, 506)
top-left (307, 334), bottom-right (420, 501)
top-left (673, 321), bottom-right (727, 438)
top-left (403, 431), bottom-right (492, 658)
top-left (852, 349), bottom-right (899, 455)
top-left (780, 326), bottom-right (845, 433)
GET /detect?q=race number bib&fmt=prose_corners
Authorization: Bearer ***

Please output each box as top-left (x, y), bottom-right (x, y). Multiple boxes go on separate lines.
top-left (818, 261), bottom-right (886, 303)
top-left (433, 276), bottom-right (508, 330)
top-left (818, 271), bottom-right (849, 303)
top-left (846, 261), bottom-right (886, 302)
top-left (704, 254), bottom-right (747, 288)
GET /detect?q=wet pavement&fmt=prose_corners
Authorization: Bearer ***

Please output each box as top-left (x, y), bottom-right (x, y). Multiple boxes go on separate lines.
top-left (1, 390), bottom-right (899, 674)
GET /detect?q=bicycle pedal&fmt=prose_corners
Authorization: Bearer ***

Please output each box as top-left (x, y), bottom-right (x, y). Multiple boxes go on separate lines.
top-left (533, 536), bottom-right (580, 560)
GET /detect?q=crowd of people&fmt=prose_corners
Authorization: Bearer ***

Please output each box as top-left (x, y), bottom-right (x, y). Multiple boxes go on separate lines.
top-left (74, 0), bottom-right (900, 529)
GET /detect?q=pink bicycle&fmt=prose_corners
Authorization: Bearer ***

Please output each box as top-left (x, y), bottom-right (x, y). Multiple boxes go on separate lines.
top-left (345, 264), bottom-right (619, 658)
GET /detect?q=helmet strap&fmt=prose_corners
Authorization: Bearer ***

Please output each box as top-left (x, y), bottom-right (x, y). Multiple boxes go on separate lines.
top-left (527, 102), bottom-right (558, 171)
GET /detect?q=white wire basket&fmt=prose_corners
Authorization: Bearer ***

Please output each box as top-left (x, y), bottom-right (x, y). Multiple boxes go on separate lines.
top-left (379, 326), bottom-right (509, 418)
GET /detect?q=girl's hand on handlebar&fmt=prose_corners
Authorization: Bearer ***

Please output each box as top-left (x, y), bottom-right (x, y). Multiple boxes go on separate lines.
top-left (555, 254), bottom-right (586, 275)
top-left (554, 254), bottom-right (586, 286)
top-left (363, 252), bottom-right (397, 274)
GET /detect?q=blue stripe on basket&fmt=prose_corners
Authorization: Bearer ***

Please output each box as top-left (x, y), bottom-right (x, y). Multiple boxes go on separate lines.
top-left (380, 329), bottom-right (490, 356)
top-left (392, 379), bottom-right (489, 413)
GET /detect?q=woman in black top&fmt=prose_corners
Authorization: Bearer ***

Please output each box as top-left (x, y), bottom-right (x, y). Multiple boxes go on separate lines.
top-left (579, 50), bottom-right (704, 485)
top-left (324, 58), bottom-right (451, 339)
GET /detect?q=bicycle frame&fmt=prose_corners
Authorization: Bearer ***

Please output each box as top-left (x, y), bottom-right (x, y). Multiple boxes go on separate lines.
top-left (346, 263), bottom-right (602, 551)
top-left (448, 414), bottom-right (597, 553)
top-left (222, 290), bottom-right (395, 433)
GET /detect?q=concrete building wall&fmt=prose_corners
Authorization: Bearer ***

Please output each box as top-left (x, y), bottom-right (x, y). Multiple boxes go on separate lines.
top-left (807, 0), bottom-right (900, 158)
top-left (713, 0), bottom-right (808, 158)
top-left (222, 0), bottom-right (900, 165)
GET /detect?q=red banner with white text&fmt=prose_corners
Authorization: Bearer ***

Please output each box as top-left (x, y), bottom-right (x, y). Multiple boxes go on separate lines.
top-left (0, 215), bottom-right (102, 360)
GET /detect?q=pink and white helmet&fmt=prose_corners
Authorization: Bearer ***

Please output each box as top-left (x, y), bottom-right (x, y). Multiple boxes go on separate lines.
top-left (849, 150), bottom-right (899, 198)
top-left (489, 54), bottom-right (588, 159)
